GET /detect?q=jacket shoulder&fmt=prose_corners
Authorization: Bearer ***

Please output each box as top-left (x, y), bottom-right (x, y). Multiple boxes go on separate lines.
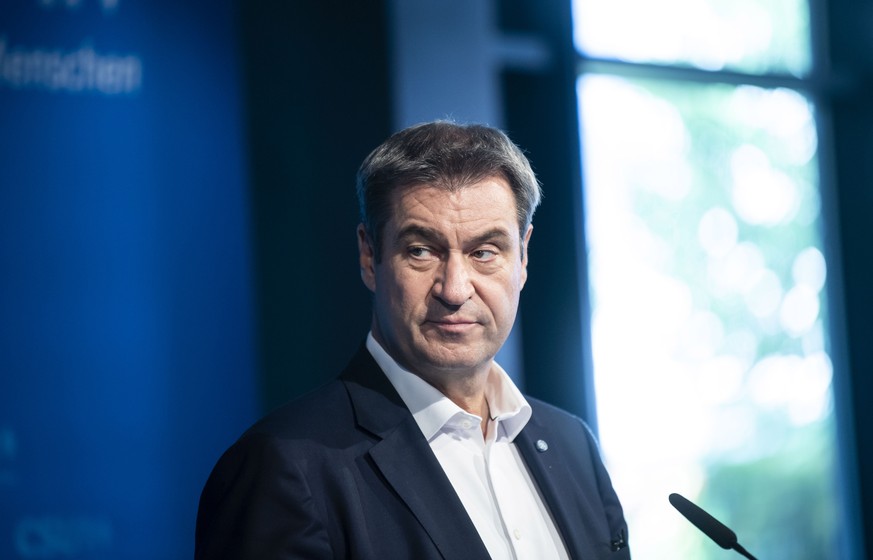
top-left (242, 379), bottom-right (353, 440)
top-left (525, 396), bottom-right (594, 434)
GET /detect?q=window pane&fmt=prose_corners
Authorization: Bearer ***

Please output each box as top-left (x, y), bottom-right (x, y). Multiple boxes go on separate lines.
top-left (578, 74), bottom-right (839, 559)
top-left (572, 0), bottom-right (812, 77)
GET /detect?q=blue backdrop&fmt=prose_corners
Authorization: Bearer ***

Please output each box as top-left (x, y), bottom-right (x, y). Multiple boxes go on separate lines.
top-left (1, 1), bottom-right (259, 558)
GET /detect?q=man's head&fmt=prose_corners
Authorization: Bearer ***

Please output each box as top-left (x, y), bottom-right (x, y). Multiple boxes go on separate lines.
top-left (356, 121), bottom-right (542, 387)
top-left (356, 121), bottom-right (542, 262)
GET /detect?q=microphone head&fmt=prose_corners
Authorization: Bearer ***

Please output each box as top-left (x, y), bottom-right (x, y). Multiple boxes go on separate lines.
top-left (669, 493), bottom-right (738, 549)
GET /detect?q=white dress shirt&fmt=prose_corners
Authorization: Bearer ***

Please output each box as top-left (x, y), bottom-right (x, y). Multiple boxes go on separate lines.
top-left (367, 334), bottom-right (570, 560)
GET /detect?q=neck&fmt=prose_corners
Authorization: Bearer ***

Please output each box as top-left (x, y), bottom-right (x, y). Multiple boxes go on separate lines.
top-left (418, 365), bottom-right (492, 434)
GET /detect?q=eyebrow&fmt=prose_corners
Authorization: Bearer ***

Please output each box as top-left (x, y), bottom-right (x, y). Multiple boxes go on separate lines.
top-left (468, 227), bottom-right (513, 247)
top-left (395, 224), bottom-right (513, 247)
top-left (395, 225), bottom-right (446, 246)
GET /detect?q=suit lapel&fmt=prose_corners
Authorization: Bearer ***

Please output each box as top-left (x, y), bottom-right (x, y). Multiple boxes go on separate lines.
top-left (341, 347), bottom-right (491, 560)
top-left (516, 418), bottom-right (608, 559)
top-left (368, 418), bottom-right (491, 560)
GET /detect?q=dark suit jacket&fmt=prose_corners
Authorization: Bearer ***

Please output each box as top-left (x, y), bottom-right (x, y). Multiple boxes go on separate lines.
top-left (195, 346), bottom-right (630, 559)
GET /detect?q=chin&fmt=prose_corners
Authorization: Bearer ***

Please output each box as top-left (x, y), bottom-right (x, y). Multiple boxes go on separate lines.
top-left (418, 348), bottom-right (493, 373)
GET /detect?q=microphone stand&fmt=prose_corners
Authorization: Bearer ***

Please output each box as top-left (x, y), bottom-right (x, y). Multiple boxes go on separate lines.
top-left (732, 542), bottom-right (758, 560)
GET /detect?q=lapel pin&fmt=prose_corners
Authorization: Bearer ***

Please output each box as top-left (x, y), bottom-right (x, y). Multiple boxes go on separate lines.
top-left (535, 439), bottom-right (549, 452)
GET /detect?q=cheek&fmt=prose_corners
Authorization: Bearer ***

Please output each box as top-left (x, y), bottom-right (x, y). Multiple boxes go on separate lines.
top-left (481, 278), bottom-right (521, 317)
top-left (378, 271), bottom-right (428, 314)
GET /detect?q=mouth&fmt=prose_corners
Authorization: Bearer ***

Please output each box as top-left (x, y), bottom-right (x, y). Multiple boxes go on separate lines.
top-left (426, 318), bottom-right (479, 334)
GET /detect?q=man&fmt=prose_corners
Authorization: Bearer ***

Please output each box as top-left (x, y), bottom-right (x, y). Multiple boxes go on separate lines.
top-left (195, 121), bottom-right (630, 559)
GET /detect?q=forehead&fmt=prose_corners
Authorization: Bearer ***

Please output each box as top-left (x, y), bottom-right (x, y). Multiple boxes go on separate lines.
top-left (387, 177), bottom-right (518, 234)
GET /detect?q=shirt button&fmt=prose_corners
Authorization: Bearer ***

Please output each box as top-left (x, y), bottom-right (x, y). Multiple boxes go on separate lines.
top-left (461, 419), bottom-right (474, 430)
top-left (513, 528), bottom-right (522, 540)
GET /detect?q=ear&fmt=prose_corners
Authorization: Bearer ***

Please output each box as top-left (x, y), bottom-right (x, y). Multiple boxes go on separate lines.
top-left (520, 224), bottom-right (533, 289)
top-left (357, 224), bottom-right (377, 292)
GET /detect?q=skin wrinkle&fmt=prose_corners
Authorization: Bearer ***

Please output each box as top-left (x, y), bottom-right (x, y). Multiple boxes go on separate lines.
top-left (357, 177), bottom-right (532, 432)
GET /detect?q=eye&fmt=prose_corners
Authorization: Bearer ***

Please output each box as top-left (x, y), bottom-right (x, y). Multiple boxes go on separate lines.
top-left (408, 246), bottom-right (435, 259)
top-left (471, 249), bottom-right (498, 261)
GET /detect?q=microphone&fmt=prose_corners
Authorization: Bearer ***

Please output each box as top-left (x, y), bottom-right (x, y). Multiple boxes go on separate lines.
top-left (669, 493), bottom-right (759, 560)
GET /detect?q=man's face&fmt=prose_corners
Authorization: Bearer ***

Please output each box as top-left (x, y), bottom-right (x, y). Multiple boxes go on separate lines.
top-left (358, 176), bottom-right (532, 386)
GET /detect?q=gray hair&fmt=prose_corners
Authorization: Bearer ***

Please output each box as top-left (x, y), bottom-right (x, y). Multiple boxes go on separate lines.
top-left (356, 121), bottom-right (542, 261)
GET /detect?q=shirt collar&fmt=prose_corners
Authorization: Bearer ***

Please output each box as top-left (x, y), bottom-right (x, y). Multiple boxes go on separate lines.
top-left (366, 332), bottom-right (532, 441)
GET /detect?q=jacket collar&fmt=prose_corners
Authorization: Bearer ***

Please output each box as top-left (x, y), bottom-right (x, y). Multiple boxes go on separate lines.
top-left (340, 345), bottom-right (492, 560)
top-left (516, 410), bottom-right (631, 559)
top-left (515, 415), bottom-right (590, 557)
top-left (339, 344), bottom-right (625, 560)
top-left (363, 333), bottom-right (532, 442)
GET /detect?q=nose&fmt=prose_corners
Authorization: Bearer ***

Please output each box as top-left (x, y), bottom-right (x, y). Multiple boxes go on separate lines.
top-left (433, 253), bottom-right (474, 306)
